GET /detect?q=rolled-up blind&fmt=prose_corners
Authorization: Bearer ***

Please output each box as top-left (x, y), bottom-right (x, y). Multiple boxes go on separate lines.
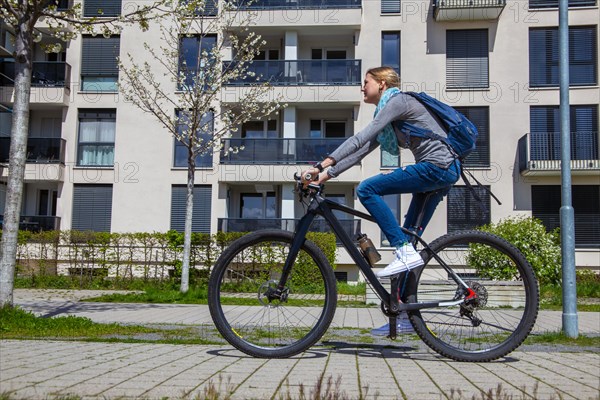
top-left (84, 0), bottom-right (122, 17)
top-left (81, 37), bottom-right (120, 76)
top-left (446, 29), bottom-right (489, 89)
top-left (171, 185), bottom-right (212, 233)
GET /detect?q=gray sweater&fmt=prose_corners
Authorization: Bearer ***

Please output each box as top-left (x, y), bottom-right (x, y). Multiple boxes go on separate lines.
top-left (327, 93), bottom-right (455, 177)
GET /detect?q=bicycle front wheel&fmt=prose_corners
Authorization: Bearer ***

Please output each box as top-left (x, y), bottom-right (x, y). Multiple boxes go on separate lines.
top-left (407, 230), bottom-right (539, 362)
top-left (208, 230), bottom-right (337, 358)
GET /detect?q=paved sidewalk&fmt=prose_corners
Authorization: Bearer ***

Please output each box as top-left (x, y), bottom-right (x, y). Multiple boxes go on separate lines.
top-left (1, 340), bottom-right (599, 400)
top-left (1, 289), bottom-right (599, 400)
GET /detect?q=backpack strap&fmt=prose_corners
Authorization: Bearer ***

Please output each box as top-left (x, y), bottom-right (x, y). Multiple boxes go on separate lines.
top-left (459, 165), bottom-right (502, 213)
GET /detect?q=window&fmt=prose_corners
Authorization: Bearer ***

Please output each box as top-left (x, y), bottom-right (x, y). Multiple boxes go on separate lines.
top-left (242, 120), bottom-right (278, 138)
top-left (240, 192), bottom-right (277, 218)
top-left (83, 0), bottom-right (122, 17)
top-left (381, 194), bottom-right (401, 246)
top-left (454, 107), bottom-right (490, 168)
top-left (179, 35), bottom-right (217, 88)
top-left (529, 0), bottom-right (596, 8)
top-left (81, 36), bottom-right (120, 91)
top-left (446, 30), bottom-right (489, 89)
top-left (381, 149), bottom-right (400, 169)
top-left (532, 185), bottom-right (600, 248)
top-left (174, 110), bottom-right (214, 168)
top-left (381, 0), bottom-right (400, 13)
top-left (447, 186), bottom-right (491, 232)
top-left (529, 26), bottom-right (597, 87)
top-left (170, 185), bottom-right (212, 233)
top-left (72, 184), bottom-right (113, 232)
top-left (530, 105), bottom-right (598, 160)
top-left (309, 120), bottom-right (346, 138)
top-left (77, 110), bottom-right (116, 167)
top-left (382, 32), bottom-right (400, 74)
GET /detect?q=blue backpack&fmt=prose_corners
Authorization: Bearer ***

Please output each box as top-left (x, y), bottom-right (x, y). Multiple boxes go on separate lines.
top-left (392, 91), bottom-right (478, 161)
top-left (393, 92), bottom-right (502, 207)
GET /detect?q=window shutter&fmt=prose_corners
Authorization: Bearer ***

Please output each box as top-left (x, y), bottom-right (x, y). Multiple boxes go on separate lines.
top-left (447, 30), bottom-right (489, 89)
top-left (171, 185), bottom-right (212, 233)
top-left (454, 107), bottom-right (489, 168)
top-left (381, 0), bottom-right (401, 13)
top-left (447, 186), bottom-right (491, 233)
top-left (81, 37), bottom-right (120, 76)
top-left (532, 185), bottom-right (600, 247)
top-left (84, 0), bottom-right (122, 17)
top-left (529, 26), bottom-right (597, 87)
top-left (72, 184), bottom-right (113, 232)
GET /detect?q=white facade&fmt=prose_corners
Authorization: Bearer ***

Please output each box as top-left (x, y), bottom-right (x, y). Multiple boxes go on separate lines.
top-left (1, 0), bottom-right (599, 279)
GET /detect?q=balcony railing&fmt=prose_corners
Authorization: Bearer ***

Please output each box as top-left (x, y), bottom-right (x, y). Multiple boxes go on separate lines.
top-left (236, 0), bottom-right (361, 9)
top-left (433, 0), bottom-right (506, 20)
top-left (0, 61), bottom-right (71, 89)
top-left (529, 0), bottom-right (596, 8)
top-left (224, 60), bottom-right (361, 86)
top-left (0, 215), bottom-right (61, 232)
top-left (0, 137), bottom-right (66, 164)
top-left (221, 137), bottom-right (346, 164)
top-left (518, 132), bottom-right (599, 173)
top-left (218, 218), bottom-right (361, 243)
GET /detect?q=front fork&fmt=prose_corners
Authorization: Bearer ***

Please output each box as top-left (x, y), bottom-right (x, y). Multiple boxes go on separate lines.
top-left (266, 212), bottom-right (317, 302)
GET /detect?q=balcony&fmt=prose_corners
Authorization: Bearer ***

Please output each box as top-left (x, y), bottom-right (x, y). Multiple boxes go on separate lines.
top-left (221, 137), bottom-right (346, 164)
top-left (218, 218), bottom-right (361, 243)
top-left (224, 60), bottom-right (361, 86)
top-left (529, 0), bottom-right (597, 8)
top-left (432, 0), bottom-right (507, 21)
top-left (0, 215), bottom-right (61, 232)
top-left (1, 23), bottom-right (12, 57)
top-left (518, 132), bottom-right (600, 176)
top-left (236, 0), bottom-right (361, 9)
top-left (0, 137), bottom-right (66, 164)
top-left (0, 61), bottom-right (71, 89)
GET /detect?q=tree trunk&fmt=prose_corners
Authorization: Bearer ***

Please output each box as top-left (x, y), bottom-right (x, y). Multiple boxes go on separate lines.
top-left (0, 25), bottom-right (33, 307)
top-left (180, 150), bottom-right (196, 294)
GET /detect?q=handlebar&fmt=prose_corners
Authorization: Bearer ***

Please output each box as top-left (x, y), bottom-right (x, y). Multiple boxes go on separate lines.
top-left (294, 173), bottom-right (323, 198)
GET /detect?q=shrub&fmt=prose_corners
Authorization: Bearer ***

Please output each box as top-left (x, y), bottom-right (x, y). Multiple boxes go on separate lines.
top-left (471, 216), bottom-right (561, 285)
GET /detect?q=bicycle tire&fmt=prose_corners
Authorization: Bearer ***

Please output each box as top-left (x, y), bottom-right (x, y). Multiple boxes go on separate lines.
top-left (208, 229), bottom-right (337, 358)
top-left (406, 230), bottom-right (539, 362)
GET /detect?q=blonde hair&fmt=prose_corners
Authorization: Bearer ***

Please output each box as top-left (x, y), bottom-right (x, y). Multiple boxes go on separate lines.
top-left (366, 66), bottom-right (400, 88)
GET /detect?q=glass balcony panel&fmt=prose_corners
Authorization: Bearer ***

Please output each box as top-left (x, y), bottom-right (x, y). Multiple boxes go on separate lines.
top-left (218, 217), bottom-right (361, 244)
top-left (236, 0), bottom-right (361, 9)
top-left (0, 215), bottom-right (61, 232)
top-left (221, 137), bottom-right (346, 164)
top-left (224, 60), bottom-right (361, 86)
top-left (0, 137), bottom-right (66, 163)
top-left (0, 61), bottom-right (71, 89)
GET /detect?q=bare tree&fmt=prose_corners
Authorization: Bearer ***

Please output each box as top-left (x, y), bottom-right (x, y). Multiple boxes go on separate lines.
top-left (118, 0), bottom-right (283, 293)
top-left (0, 0), bottom-right (173, 306)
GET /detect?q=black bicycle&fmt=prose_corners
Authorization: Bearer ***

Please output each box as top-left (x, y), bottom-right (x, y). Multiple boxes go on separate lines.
top-left (208, 175), bottom-right (539, 361)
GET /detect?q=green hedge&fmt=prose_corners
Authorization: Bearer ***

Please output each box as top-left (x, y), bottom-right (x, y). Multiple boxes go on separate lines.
top-left (7, 230), bottom-right (338, 288)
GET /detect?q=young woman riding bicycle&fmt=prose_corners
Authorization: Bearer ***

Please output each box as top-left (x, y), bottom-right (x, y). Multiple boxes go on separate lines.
top-left (302, 66), bottom-right (461, 280)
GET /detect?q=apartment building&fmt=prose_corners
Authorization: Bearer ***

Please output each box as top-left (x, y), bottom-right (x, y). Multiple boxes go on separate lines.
top-left (0, 0), bottom-right (598, 280)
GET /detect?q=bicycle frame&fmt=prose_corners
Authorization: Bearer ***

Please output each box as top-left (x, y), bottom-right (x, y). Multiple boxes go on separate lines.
top-left (277, 189), bottom-right (473, 312)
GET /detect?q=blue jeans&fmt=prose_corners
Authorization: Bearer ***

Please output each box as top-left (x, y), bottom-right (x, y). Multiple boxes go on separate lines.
top-left (356, 160), bottom-right (461, 248)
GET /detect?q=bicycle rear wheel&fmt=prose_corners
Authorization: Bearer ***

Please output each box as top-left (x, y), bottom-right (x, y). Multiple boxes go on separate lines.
top-left (406, 230), bottom-right (539, 362)
top-left (208, 230), bottom-right (337, 358)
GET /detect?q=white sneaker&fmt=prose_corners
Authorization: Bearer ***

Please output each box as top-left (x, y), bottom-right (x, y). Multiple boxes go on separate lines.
top-left (376, 243), bottom-right (423, 278)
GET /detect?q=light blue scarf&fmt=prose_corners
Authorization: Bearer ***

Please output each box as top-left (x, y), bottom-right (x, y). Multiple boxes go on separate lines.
top-left (375, 87), bottom-right (401, 156)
